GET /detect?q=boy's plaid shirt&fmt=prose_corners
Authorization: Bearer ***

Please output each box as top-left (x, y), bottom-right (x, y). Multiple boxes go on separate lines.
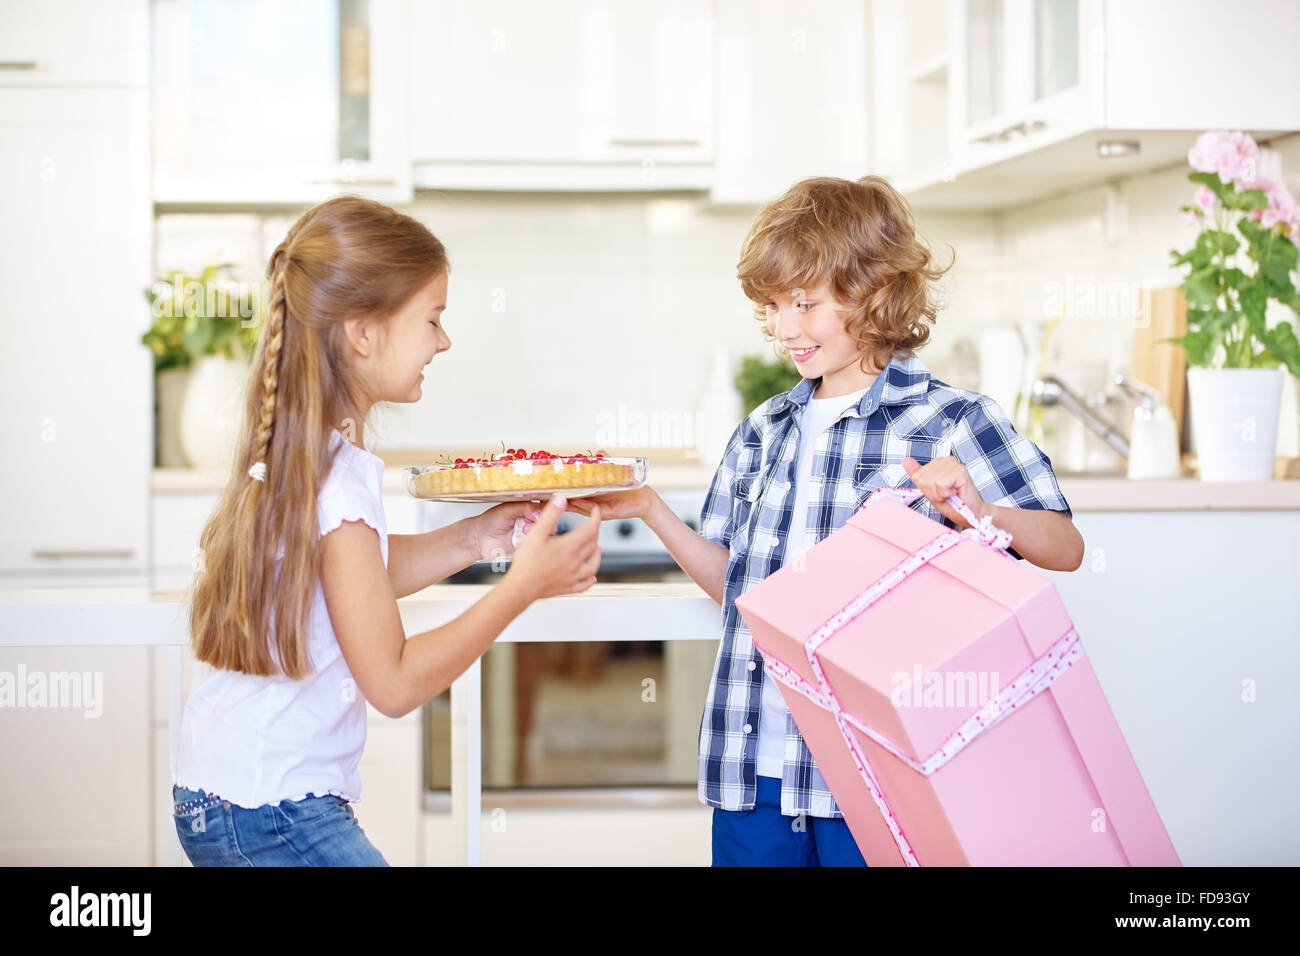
top-left (695, 352), bottom-right (1072, 817)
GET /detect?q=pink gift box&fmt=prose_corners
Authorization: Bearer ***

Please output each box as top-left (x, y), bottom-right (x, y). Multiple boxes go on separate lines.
top-left (734, 489), bottom-right (1180, 866)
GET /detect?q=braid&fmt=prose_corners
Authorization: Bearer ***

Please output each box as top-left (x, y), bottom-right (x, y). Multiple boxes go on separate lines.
top-left (248, 250), bottom-right (289, 483)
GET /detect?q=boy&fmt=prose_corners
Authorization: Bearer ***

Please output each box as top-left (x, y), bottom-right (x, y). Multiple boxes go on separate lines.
top-left (569, 176), bottom-right (1083, 866)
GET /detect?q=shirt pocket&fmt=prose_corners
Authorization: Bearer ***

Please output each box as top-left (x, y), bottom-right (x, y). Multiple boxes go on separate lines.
top-left (852, 460), bottom-right (913, 509)
top-left (729, 466), bottom-right (765, 548)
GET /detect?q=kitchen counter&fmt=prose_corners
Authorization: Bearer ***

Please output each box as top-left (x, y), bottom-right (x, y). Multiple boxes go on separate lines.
top-left (0, 583), bottom-right (717, 646)
top-left (152, 464), bottom-right (1300, 511)
top-left (0, 582), bottom-right (720, 867)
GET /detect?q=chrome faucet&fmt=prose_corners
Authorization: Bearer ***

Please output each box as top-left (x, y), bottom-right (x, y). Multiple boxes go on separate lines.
top-left (1030, 375), bottom-right (1130, 460)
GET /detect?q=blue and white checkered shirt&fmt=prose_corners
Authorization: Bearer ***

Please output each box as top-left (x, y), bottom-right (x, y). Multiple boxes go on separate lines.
top-left (695, 352), bottom-right (1072, 817)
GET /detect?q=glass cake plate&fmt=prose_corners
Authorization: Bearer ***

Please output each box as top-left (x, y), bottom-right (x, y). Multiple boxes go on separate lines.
top-left (403, 457), bottom-right (649, 503)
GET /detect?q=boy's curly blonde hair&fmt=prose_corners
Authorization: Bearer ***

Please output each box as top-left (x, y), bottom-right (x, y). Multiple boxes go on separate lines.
top-left (737, 175), bottom-right (953, 374)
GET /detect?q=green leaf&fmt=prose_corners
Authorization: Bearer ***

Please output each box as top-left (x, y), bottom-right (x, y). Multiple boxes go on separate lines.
top-left (1228, 188), bottom-right (1268, 212)
top-left (1210, 231), bottom-right (1240, 257)
top-left (1261, 255), bottom-right (1296, 296)
top-left (1239, 283), bottom-right (1268, 334)
top-left (1173, 330), bottom-right (1217, 366)
top-left (1205, 308), bottom-right (1241, 335)
top-left (1262, 321), bottom-right (1300, 378)
top-left (1251, 349), bottom-right (1280, 368)
top-left (181, 315), bottom-right (213, 357)
top-left (1182, 266), bottom-right (1221, 307)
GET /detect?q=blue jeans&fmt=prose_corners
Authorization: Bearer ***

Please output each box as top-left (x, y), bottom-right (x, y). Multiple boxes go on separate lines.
top-left (712, 776), bottom-right (868, 866)
top-left (172, 785), bottom-right (388, 867)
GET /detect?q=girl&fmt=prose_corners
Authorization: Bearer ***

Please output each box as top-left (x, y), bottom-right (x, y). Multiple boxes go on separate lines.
top-left (172, 195), bottom-right (601, 866)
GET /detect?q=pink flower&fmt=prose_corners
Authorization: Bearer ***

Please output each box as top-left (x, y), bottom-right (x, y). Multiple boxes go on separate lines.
top-left (1181, 210), bottom-right (1201, 226)
top-left (1241, 176), bottom-right (1300, 232)
top-left (1194, 184), bottom-right (1218, 214)
top-left (1188, 130), bottom-right (1261, 185)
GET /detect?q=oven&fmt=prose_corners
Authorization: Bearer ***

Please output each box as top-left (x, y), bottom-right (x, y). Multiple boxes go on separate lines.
top-left (414, 487), bottom-right (721, 795)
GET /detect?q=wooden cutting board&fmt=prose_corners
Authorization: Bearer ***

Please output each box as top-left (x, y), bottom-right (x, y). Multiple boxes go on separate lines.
top-left (1133, 287), bottom-right (1189, 449)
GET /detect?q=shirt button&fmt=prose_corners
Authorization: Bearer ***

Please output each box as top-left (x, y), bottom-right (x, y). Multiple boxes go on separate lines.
top-left (743, 723), bottom-right (753, 733)
top-left (747, 660), bottom-right (757, 671)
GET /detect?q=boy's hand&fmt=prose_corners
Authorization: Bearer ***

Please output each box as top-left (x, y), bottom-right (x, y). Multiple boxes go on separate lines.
top-left (901, 456), bottom-right (989, 529)
top-left (564, 486), bottom-right (656, 522)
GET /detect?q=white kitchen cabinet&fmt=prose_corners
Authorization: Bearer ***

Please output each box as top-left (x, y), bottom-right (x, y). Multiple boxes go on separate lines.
top-left (0, 87), bottom-right (152, 578)
top-left (0, 0), bottom-right (149, 88)
top-left (411, 0), bottom-right (713, 190)
top-left (874, 0), bottom-right (1300, 211)
top-left (948, 0), bottom-right (1104, 170)
top-left (0, 646), bottom-right (153, 865)
top-left (711, 0), bottom-right (869, 204)
top-left (151, 0), bottom-right (412, 205)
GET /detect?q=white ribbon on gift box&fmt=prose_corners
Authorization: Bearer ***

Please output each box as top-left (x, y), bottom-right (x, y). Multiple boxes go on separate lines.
top-left (761, 486), bottom-right (1084, 867)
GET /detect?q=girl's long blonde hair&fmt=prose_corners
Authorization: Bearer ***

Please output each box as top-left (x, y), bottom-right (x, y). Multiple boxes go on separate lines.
top-left (189, 195), bottom-right (449, 679)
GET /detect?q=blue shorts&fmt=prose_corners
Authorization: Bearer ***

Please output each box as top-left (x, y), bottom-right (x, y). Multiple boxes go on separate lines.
top-left (712, 776), bottom-right (867, 866)
top-left (172, 784), bottom-right (388, 867)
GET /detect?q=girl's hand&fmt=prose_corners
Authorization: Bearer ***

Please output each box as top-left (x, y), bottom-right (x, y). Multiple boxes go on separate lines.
top-left (902, 456), bottom-right (989, 529)
top-left (564, 486), bottom-right (656, 522)
top-left (504, 496), bottom-right (603, 600)
top-left (468, 501), bottom-right (540, 562)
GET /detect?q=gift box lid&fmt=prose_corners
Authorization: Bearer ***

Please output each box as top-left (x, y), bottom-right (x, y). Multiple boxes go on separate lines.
top-left (735, 493), bottom-right (1074, 764)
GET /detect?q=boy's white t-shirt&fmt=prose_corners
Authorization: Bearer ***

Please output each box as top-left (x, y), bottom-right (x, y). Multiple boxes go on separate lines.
top-left (756, 381), bottom-right (871, 779)
top-left (173, 428), bottom-right (388, 808)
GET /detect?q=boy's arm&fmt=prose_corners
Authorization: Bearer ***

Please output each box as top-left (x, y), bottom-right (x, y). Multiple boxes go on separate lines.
top-left (647, 418), bottom-right (749, 606)
top-left (904, 394), bottom-right (1084, 572)
top-left (644, 490), bottom-right (730, 605)
top-left (973, 501), bottom-right (1082, 572)
top-left (902, 455), bottom-right (1083, 571)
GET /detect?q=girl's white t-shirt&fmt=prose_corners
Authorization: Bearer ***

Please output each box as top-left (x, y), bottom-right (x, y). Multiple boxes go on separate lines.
top-left (756, 382), bottom-right (871, 779)
top-left (173, 428), bottom-right (388, 808)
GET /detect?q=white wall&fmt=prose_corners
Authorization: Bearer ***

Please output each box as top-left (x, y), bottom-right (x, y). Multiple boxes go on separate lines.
top-left (155, 131), bottom-right (1300, 457)
top-left (156, 194), bottom-right (998, 453)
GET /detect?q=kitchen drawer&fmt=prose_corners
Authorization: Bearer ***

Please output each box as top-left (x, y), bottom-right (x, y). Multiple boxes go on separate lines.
top-left (0, 0), bottom-right (149, 88)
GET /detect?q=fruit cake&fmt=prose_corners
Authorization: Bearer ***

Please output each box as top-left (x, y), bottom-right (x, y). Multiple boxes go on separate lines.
top-left (411, 447), bottom-right (636, 496)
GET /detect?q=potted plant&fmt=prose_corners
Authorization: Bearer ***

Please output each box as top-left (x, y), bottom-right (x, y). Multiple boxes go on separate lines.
top-left (734, 353), bottom-right (803, 415)
top-left (1171, 130), bottom-right (1300, 481)
top-left (141, 264), bottom-right (261, 471)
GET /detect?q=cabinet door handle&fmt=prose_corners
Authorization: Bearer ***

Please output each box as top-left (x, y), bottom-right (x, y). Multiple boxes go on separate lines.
top-left (32, 549), bottom-right (135, 560)
top-left (0, 61), bottom-right (39, 70)
top-left (608, 138), bottom-right (702, 148)
top-left (303, 177), bottom-right (398, 187)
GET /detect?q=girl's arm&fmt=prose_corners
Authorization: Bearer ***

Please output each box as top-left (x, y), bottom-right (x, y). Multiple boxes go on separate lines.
top-left (321, 497), bottom-right (602, 718)
top-left (385, 524), bottom-right (478, 599)
top-left (386, 502), bottom-right (539, 599)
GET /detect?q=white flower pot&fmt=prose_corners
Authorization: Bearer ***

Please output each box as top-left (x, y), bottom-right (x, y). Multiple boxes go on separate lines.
top-left (179, 355), bottom-right (251, 472)
top-left (155, 366), bottom-right (190, 468)
top-left (1186, 367), bottom-right (1284, 481)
